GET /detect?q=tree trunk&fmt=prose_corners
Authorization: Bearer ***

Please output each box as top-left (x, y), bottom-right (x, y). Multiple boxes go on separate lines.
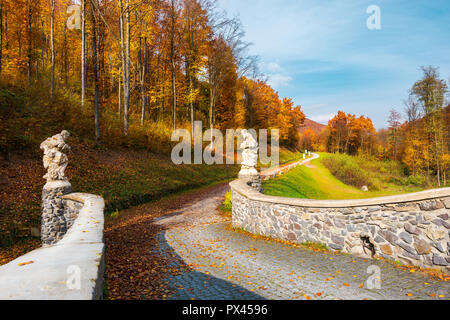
top-left (344, 129), bottom-right (352, 154)
top-left (125, 1), bottom-right (130, 135)
top-left (434, 130), bottom-right (441, 187)
top-left (3, 5), bottom-right (6, 52)
top-left (190, 74), bottom-right (194, 136)
top-left (170, 0), bottom-right (177, 131)
top-left (119, 0), bottom-right (130, 136)
top-left (393, 128), bottom-right (397, 161)
top-left (91, 2), bottom-right (100, 141)
top-left (118, 0), bottom-right (130, 135)
top-left (430, 114), bottom-right (441, 187)
top-left (0, 0), bottom-right (3, 75)
top-left (27, 1), bottom-right (32, 86)
top-left (186, 56), bottom-right (194, 135)
top-left (186, 6), bottom-right (195, 135)
top-left (63, 23), bottom-right (68, 86)
top-left (139, 37), bottom-right (147, 126)
top-left (172, 66), bottom-right (176, 130)
top-left (209, 86), bottom-right (215, 139)
top-left (119, 0), bottom-right (125, 108)
top-left (118, 69), bottom-right (122, 117)
top-left (50, 0), bottom-right (55, 97)
top-left (443, 168), bottom-right (447, 186)
top-left (81, 0), bottom-right (86, 107)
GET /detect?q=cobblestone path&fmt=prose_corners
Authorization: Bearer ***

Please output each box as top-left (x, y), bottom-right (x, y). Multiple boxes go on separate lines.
top-left (156, 184), bottom-right (450, 300)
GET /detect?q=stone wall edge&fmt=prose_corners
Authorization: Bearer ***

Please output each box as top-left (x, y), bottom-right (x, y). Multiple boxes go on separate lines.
top-left (230, 179), bottom-right (450, 208)
top-left (0, 193), bottom-right (105, 300)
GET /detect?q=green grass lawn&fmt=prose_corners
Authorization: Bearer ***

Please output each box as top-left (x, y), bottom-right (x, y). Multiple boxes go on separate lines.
top-left (69, 152), bottom-right (240, 214)
top-left (262, 153), bottom-right (425, 200)
top-left (259, 148), bottom-right (307, 168)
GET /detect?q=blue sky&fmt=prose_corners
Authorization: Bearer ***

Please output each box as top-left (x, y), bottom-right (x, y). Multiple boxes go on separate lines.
top-left (217, 0), bottom-right (450, 128)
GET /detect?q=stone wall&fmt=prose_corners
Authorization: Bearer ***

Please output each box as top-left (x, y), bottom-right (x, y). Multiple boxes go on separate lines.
top-left (63, 197), bottom-right (83, 231)
top-left (230, 179), bottom-right (450, 272)
top-left (0, 193), bottom-right (105, 300)
top-left (41, 181), bottom-right (85, 245)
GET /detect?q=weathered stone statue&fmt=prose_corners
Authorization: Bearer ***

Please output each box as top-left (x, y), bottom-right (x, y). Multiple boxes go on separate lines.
top-left (40, 131), bottom-right (73, 246)
top-left (40, 130), bottom-right (71, 182)
top-left (239, 129), bottom-right (262, 192)
top-left (239, 130), bottom-right (258, 176)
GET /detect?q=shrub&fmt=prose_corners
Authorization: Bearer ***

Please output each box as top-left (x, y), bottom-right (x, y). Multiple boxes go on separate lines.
top-left (405, 175), bottom-right (426, 186)
top-left (322, 154), bottom-right (375, 189)
top-left (321, 153), bottom-right (414, 191)
top-left (221, 191), bottom-right (233, 214)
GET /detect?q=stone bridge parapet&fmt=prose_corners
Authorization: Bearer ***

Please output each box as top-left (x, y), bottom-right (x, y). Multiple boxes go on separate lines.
top-left (231, 179), bottom-right (450, 272)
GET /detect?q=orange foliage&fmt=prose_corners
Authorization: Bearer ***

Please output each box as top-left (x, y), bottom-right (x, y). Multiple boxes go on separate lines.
top-left (326, 111), bottom-right (376, 155)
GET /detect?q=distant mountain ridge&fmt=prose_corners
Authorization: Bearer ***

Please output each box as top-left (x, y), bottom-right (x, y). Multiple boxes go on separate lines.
top-left (298, 118), bottom-right (327, 135)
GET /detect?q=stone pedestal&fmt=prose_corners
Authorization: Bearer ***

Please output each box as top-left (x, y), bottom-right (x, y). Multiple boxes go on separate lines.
top-left (41, 181), bottom-right (73, 246)
top-left (239, 173), bottom-right (262, 193)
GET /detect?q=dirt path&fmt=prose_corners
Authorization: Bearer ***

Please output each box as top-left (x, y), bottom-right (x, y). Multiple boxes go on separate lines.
top-left (105, 181), bottom-right (449, 300)
top-left (104, 183), bottom-right (230, 300)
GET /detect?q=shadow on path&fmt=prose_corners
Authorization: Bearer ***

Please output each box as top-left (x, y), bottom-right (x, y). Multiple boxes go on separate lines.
top-left (158, 231), bottom-right (266, 300)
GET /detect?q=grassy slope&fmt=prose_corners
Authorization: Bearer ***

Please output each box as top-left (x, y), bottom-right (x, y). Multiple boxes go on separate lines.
top-left (0, 146), bottom-right (238, 266)
top-left (0, 145), bottom-right (238, 247)
top-left (0, 84), bottom-right (239, 264)
top-left (263, 153), bottom-right (424, 200)
top-left (259, 148), bottom-right (305, 168)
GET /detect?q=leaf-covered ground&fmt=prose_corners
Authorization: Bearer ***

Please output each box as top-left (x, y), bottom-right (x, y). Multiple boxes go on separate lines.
top-left (104, 183), bottom-right (230, 300)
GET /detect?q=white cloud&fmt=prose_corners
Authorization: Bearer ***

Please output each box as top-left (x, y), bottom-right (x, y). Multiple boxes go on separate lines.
top-left (264, 62), bottom-right (292, 89)
top-left (266, 62), bottom-right (282, 73)
top-left (309, 113), bottom-right (335, 124)
top-left (218, 0), bottom-right (450, 129)
top-left (267, 74), bottom-right (292, 88)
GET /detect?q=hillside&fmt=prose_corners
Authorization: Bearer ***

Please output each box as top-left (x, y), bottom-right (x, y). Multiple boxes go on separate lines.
top-left (0, 143), bottom-right (238, 245)
top-left (0, 84), bottom-right (239, 265)
top-left (298, 118), bottom-right (327, 135)
top-left (262, 153), bottom-right (426, 200)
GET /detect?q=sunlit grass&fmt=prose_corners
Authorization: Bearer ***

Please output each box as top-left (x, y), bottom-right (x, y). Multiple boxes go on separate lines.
top-left (262, 153), bottom-right (425, 200)
top-left (259, 148), bottom-right (305, 168)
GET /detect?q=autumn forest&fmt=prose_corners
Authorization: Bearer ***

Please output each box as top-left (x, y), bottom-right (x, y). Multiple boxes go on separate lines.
top-left (0, 0), bottom-right (450, 298)
top-left (0, 0), bottom-right (449, 190)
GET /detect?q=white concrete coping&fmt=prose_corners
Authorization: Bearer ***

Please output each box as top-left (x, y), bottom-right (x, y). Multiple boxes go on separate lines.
top-left (230, 179), bottom-right (450, 208)
top-left (0, 193), bottom-right (105, 300)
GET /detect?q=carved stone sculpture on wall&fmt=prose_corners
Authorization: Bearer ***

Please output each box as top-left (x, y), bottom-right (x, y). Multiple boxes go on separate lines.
top-left (40, 130), bottom-right (71, 182)
top-left (239, 129), bottom-right (259, 177)
top-left (40, 131), bottom-right (73, 246)
top-left (239, 129), bottom-right (262, 192)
